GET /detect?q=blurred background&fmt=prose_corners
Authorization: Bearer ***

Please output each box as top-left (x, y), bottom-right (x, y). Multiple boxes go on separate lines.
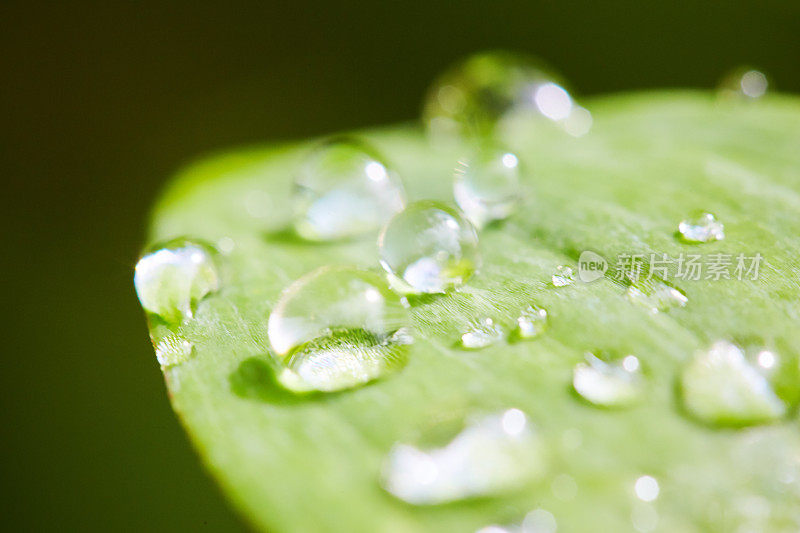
top-left (1, 1), bottom-right (798, 530)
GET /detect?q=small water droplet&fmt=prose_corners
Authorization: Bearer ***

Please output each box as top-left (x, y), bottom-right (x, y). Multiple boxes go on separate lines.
top-left (626, 280), bottom-right (688, 314)
top-left (678, 212), bottom-right (725, 243)
top-left (631, 503), bottom-right (659, 533)
top-left (551, 265), bottom-right (575, 287)
top-left (378, 201), bottom-right (480, 293)
top-left (756, 350), bottom-right (776, 370)
top-left (153, 333), bottom-right (193, 366)
top-left (216, 236), bottom-right (236, 254)
top-left (422, 51), bottom-right (568, 140)
top-left (382, 409), bottom-right (544, 504)
top-left (718, 67), bottom-right (769, 100)
top-left (454, 147), bottom-right (521, 228)
top-left (267, 266), bottom-right (410, 392)
top-left (634, 475), bottom-right (660, 502)
top-left (680, 341), bottom-right (787, 426)
top-left (292, 138), bottom-right (406, 241)
top-left (460, 317), bottom-right (504, 349)
top-left (134, 238), bottom-right (220, 324)
top-left (573, 353), bottom-right (644, 407)
top-left (562, 105), bottom-right (593, 137)
top-left (514, 305), bottom-right (548, 339)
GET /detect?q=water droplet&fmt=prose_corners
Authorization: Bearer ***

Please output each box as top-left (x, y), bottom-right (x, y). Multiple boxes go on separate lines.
top-left (422, 51), bottom-right (568, 140)
top-left (514, 305), bottom-right (548, 339)
top-left (718, 67), bottom-right (769, 100)
top-left (634, 475), bottom-right (660, 502)
top-left (153, 331), bottom-right (194, 366)
top-left (134, 238), bottom-right (220, 324)
top-left (678, 212), bottom-right (725, 243)
top-left (460, 317), bottom-right (504, 349)
top-left (680, 341), bottom-right (787, 426)
top-left (382, 409), bottom-right (544, 504)
top-left (562, 105), bottom-right (593, 137)
top-left (551, 265), bottom-right (575, 287)
top-left (573, 353), bottom-right (644, 407)
top-left (756, 350), bottom-right (776, 370)
top-left (631, 503), bottom-right (659, 533)
top-left (216, 236), bottom-right (236, 254)
top-left (626, 280), bottom-right (688, 314)
top-left (267, 266), bottom-right (410, 392)
top-left (292, 138), bottom-right (406, 241)
top-left (522, 509), bottom-right (557, 533)
top-left (454, 148), bottom-right (521, 228)
top-left (378, 201), bottom-right (480, 293)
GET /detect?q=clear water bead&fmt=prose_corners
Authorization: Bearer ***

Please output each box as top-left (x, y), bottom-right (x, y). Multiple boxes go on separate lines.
top-left (551, 265), bottom-right (575, 287)
top-left (573, 353), bottom-right (644, 407)
top-left (681, 341), bottom-right (787, 426)
top-left (292, 138), bottom-right (406, 241)
top-left (423, 51), bottom-right (568, 140)
top-left (454, 148), bottom-right (521, 228)
top-left (515, 305), bottom-right (548, 339)
top-left (267, 266), bottom-right (410, 392)
top-left (626, 281), bottom-right (688, 314)
top-left (154, 332), bottom-right (194, 367)
top-left (382, 409), bottom-right (544, 505)
top-left (460, 317), bottom-right (505, 349)
top-left (378, 201), bottom-right (480, 293)
top-left (678, 212), bottom-right (724, 243)
top-left (134, 238), bottom-right (220, 324)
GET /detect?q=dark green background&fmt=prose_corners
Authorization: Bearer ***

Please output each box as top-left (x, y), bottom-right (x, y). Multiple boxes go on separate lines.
top-left (1, 1), bottom-right (797, 530)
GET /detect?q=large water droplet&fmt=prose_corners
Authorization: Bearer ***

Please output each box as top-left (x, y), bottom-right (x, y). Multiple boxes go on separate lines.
top-left (681, 341), bottom-right (787, 426)
top-left (454, 148), bottom-right (521, 228)
top-left (292, 138), bottom-right (406, 241)
top-left (422, 51), bottom-right (568, 140)
top-left (718, 67), bottom-right (769, 100)
top-left (460, 317), bottom-right (504, 349)
top-left (515, 305), bottom-right (548, 339)
top-left (626, 280), bottom-right (688, 314)
top-left (551, 265), bottom-right (575, 287)
top-left (267, 266), bottom-right (410, 392)
top-left (382, 409), bottom-right (544, 504)
top-left (677, 212), bottom-right (725, 243)
top-left (573, 353), bottom-right (644, 407)
top-left (378, 201), bottom-right (480, 293)
top-left (134, 238), bottom-right (220, 324)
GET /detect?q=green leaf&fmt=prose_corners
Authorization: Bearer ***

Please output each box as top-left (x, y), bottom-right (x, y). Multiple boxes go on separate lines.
top-left (142, 92), bottom-right (800, 532)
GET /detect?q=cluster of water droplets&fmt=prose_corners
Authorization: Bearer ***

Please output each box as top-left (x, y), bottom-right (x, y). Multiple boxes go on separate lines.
top-left (130, 53), bottom-right (798, 527)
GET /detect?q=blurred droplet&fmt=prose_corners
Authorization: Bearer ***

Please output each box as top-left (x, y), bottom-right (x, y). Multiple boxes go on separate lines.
top-left (515, 305), bottom-right (548, 339)
top-left (422, 51), bottom-right (570, 141)
top-left (626, 280), bottom-right (688, 314)
top-left (454, 147), bottom-right (521, 228)
top-left (680, 341), bottom-right (787, 426)
top-left (552, 265), bottom-right (575, 287)
top-left (292, 138), bottom-right (406, 241)
top-left (634, 475), bottom-right (660, 502)
top-left (379, 201), bottom-right (480, 293)
top-left (718, 67), bottom-right (769, 100)
top-left (267, 266), bottom-right (410, 391)
top-left (573, 353), bottom-right (644, 407)
top-left (678, 212), bottom-right (725, 243)
top-left (154, 331), bottom-right (194, 367)
top-left (382, 409), bottom-right (544, 504)
top-left (460, 317), bottom-right (504, 349)
top-left (134, 238), bottom-right (220, 325)
top-left (522, 509), bottom-right (558, 533)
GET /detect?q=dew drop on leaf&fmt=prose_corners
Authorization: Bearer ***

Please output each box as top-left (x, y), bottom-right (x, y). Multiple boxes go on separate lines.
top-left (626, 280), bottom-right (688, 314)
top-left (460, 317), bottom-right (504, 349)
top-left (680, 341), bottom-right (787, 426)
top-left (378, 201), bottom-right (479, 293)
top-left (454, 147), bottom-right (521, 228)
top-left (133, 238), bottom-right (220, 325)
top-left (382, 409), bottom-right (544, 504)
top-left (551, 265), bottom-right (575, 287)
top-left (677, 212), bottom-right (724, 243)
top-left (267, 266), bottom-right (411, 392)
top-left (718, 67), bottom-right (769, 100)
top-left (573, 353), bottom-right (644, 408)
top-left (514, 305), bottom-right (548, 339)
top-left (292, 138), bottom-right (406, 241)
